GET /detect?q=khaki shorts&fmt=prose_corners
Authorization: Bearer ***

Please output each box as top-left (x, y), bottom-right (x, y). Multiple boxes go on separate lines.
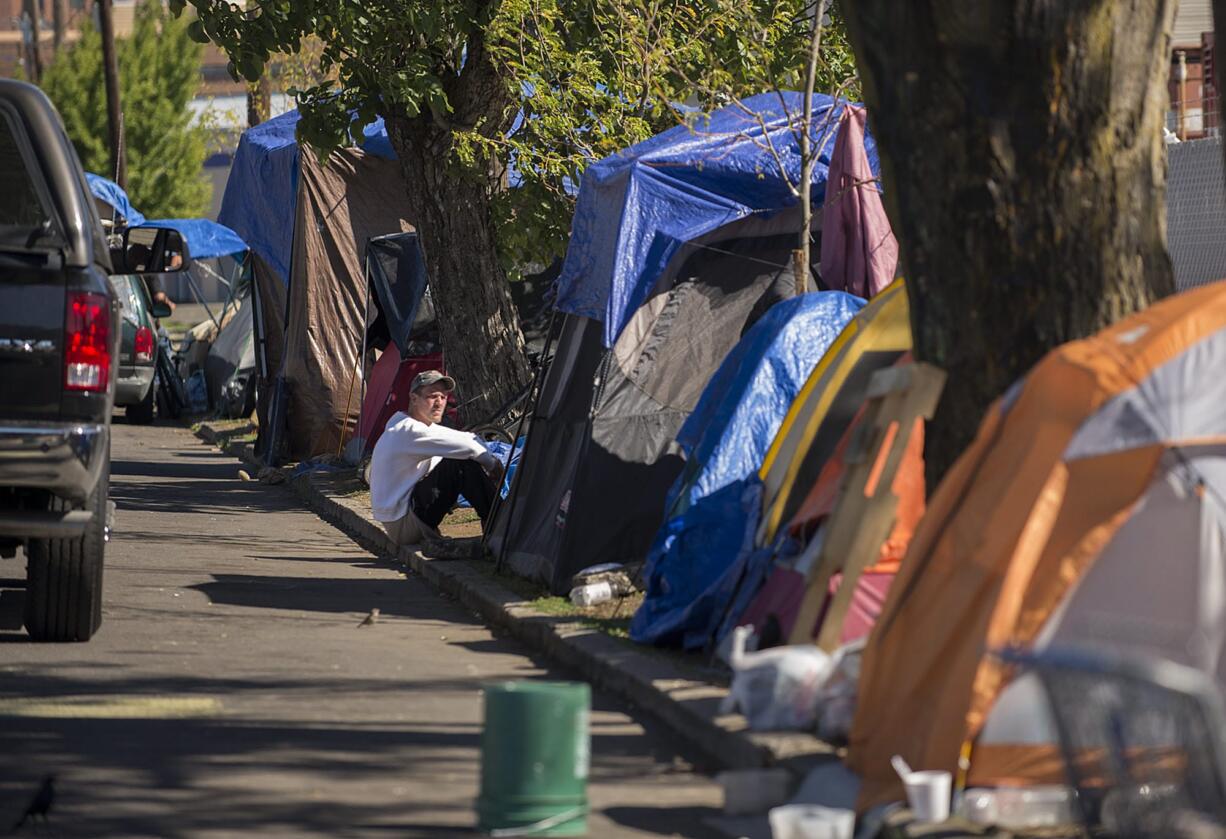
top-left (382, 508), bottom-right (440, 547)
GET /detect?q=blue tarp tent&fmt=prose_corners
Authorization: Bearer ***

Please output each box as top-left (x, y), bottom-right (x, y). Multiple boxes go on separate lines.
top-left (217, 109), bottom-right (395, 286)
top-left (86, 172), bottom-right (146, 226)
top-left (630, 291), bottom-right (864, 648)
top-left (144, 218), bottom-right (248, 260)
top-left (553, 91), bottom-right (871, 347)
top-left (489, 93), bottom-right (881, 593)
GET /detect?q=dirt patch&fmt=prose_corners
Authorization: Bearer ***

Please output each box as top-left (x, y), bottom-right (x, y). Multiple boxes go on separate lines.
top-left (439, 508), bottom-right (483, 539)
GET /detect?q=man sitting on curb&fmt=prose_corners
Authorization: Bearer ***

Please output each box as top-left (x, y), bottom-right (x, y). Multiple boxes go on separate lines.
top-left (369, 370), bottom-right (503, 548)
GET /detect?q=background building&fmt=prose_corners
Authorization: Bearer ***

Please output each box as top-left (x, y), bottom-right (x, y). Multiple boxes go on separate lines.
top-left (1170, 0), bottom-right (1218, 139)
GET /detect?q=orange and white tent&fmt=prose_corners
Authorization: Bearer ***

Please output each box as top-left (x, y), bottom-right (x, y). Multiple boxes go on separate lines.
top-left (849, 280), bottom-right (1226, 809)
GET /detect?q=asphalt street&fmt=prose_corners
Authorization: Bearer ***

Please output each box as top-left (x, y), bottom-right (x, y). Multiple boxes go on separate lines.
top-left (0, 421), bottom-right (721, 837)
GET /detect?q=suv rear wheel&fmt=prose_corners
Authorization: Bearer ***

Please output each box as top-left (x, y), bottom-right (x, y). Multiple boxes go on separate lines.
top-left (24, 462), bottom-right (107, 642)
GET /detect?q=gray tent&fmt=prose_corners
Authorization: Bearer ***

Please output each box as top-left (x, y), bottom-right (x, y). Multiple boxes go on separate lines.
top-left (204, 299), bottom-right (257, 418)
top-left (488, 212), bottom-right (804, 593)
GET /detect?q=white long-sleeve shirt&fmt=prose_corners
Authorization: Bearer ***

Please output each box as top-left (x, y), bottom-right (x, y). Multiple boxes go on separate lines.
top-left (369, 412), bottom-right (497, 522)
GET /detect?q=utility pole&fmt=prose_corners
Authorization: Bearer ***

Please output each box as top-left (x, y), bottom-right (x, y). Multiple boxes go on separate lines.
top-left (52, 0), bottom-right (66, 53)
top-left (1176, 49), bottom-right (1189, 141)
top-left (97, 0), bottom-right (125, 187)
top-left (22, 0), bottom-right (42, 83)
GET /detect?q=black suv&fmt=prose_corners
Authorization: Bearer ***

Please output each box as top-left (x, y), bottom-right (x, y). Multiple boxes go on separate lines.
top-left (0, 80), bottom-right (119, 641)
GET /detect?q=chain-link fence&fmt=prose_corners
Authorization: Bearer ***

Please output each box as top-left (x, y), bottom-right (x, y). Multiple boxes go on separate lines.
top-left (1167, 135), bottom-right (1226, 290)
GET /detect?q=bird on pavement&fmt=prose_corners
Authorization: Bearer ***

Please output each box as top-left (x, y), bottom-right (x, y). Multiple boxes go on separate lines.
top-left (10, 774), bottom-right (55, 832)
top-left (356, 608), bottom-right (380, 628)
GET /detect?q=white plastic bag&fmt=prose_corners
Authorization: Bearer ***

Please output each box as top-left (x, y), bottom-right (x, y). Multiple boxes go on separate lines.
top-left (719, 625), bottom-right (835, 731)
top-left (814, 639), bottom-right (865, 744)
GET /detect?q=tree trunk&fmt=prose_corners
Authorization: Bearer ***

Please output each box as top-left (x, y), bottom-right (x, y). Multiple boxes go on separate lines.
top-left (385, 117), bottom-right (530, 428)
top-left (247, 76), bottom-right (271, 127)
top-left (842, 1), bottom-right (1177, 486)
top-left (97, 0), bottom-right (125, 187)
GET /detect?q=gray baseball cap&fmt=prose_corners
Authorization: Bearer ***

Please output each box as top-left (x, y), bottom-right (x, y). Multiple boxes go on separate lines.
top-left (410, 370), bottom-right (456, 393)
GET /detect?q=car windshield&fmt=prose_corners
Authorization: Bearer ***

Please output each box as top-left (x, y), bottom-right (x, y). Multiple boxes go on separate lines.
top-left (0, 108), bottom-right (61, 248)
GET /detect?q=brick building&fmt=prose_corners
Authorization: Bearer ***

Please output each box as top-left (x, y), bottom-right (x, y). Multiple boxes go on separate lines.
top-left (1170, 0), bottom-right (1218, 139)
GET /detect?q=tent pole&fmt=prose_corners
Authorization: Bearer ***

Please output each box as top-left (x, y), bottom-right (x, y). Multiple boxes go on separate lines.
top-left (183, 268), bottom-right (220, 329)
top-left (490, 307), bottom-right (561, 572)
top-left (337, 251), bottom-right (373, 462)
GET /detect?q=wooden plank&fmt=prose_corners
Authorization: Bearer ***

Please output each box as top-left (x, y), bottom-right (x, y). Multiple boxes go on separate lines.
top-left (787, 363), bottom-right (946, 649)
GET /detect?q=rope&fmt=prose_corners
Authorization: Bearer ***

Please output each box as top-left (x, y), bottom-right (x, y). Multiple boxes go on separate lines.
top-left (487, 805), bottom-right (587, 837)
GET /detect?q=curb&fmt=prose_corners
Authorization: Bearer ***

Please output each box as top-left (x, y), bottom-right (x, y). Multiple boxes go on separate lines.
top-left (194, 422), bottom-right (834, 775)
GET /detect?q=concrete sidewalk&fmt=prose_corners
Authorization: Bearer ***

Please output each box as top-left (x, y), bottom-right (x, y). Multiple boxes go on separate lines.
top-left (195, 421), bottom-right (834, 781)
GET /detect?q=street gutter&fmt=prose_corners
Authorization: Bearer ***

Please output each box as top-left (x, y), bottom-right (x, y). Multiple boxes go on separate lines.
top-left (193, 421), bottom-right (835, 777)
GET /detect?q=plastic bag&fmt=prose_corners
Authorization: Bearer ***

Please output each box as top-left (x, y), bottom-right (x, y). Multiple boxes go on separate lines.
top-left (186, 370), bottom-right (209, 414)
top-left (814, 639), bottom-right (865, 744)
top-left (719, 625), bottom-right (834, 731)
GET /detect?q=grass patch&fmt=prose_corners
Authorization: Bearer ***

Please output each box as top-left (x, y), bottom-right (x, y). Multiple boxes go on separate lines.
top-left (527, 592), bottom-right (642, 639)
top-left (475, 563), bottom-right (641, 640)
top-left (446, 508), bottom-right (480, 525)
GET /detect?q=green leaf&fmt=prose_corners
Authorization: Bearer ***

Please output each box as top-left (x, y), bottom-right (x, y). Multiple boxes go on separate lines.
top-left (185, 18), bottom-right (208, 44)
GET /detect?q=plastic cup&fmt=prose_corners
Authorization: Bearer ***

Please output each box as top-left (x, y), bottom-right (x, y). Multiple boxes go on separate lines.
top-left (904, 770), bottom-right (952, 822)
top-left (767, 804), bottom-right (854, 839)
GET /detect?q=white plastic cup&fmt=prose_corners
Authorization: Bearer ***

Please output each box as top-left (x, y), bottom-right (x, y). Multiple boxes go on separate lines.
top-left (767, 804), bottom-right (854, 839)
top-left (569, 581), bottom-right (613, 607)
top-left (904, 770), bottom-right (952, 822)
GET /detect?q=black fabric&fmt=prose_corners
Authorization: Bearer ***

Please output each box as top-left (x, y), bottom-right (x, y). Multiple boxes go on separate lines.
top-left (486, 315), bottom-right (603, 583)
top-left (366, 232), bottom-right (433, 357)
top-left (251, 255), bottom-right (287, 462)
top-left (411, 458), bottom-right (497, 528)
top-left (513, 259), bottom-right (562, 351)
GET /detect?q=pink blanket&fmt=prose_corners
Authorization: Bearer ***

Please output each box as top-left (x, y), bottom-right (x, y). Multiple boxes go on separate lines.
top-left (819, 106), bottom-right (898, 299)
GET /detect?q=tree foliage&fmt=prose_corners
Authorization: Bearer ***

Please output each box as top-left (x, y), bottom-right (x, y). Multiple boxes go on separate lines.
top-left (42, 2), bottom-right (211, 219)
top-left (173, 0), bottom-right (856, 271)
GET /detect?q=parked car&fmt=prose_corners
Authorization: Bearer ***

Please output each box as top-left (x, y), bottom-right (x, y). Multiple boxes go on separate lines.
top-left (0, 79), bottom-right (188, 641)
top-left (110, 273), bottom-right (171, 424)
top-left (0, 80), bottom-right (120, 641)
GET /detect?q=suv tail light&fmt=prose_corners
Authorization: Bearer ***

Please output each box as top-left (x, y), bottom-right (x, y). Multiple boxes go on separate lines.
top-left (134, 325), bottom-right (154, 362)
top-left (65, 291), bottom-right (111, 392)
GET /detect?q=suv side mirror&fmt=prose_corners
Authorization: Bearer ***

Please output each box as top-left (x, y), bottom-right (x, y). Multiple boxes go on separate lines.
top-left (150, 301), bottom-right (173, 319)
top-left (115, 226), bottom-right (192, 274)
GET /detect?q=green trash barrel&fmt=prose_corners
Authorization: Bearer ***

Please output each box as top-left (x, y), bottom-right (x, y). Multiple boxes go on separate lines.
top-left (477, 680), bottom-right (590, 836)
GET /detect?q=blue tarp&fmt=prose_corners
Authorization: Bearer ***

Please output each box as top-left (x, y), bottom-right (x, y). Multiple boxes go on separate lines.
top-left (458, 438), bottom-right (525, 507)
top-left (217, 110), bottom-right (395, 286)
top-left (86, 172), bottom-right (146, 226)
top-left (554, 92), bottom-right (875, 347)
top-left (631, 479), bottom-right (764, 649)
top-left (630, 291), bottom-right (863, 649)
top-left (143, 218), bottom-right (248, 260)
